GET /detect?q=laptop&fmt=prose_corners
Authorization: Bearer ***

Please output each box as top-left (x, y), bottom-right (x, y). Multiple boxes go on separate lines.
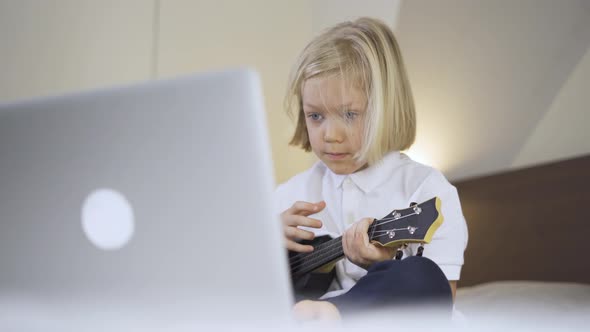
top-left (0, 69), bottom-right (294, 329)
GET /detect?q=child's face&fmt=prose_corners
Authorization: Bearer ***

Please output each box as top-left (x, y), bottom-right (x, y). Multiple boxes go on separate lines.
top-left (302, 75), bottom-right (367, 175)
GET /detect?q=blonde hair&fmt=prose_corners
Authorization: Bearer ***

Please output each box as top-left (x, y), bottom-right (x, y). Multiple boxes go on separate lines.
top-left (285, 17), bottom-right (416, 166)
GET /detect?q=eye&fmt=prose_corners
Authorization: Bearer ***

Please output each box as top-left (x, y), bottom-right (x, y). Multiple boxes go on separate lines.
top-left (345, 111), bottom-right (358, 120)
top-left (306, 113), bottom-right (323, 121)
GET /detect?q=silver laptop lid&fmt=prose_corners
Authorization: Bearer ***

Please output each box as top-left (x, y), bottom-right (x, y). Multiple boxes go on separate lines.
top-left (0, 69), bottom-right (293, 325)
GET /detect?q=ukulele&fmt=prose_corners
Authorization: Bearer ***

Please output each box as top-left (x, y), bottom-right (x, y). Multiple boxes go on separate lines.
top-left (289, 197), bottom-right (444, 299)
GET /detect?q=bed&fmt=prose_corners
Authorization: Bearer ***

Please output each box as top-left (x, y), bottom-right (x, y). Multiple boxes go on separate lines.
top-left (451, 155), bottom-right (590, 327)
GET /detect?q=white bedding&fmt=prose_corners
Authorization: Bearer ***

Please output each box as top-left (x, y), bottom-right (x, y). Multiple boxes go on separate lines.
top-left (3, 281), bottom-right (589, 331)
top-left (455, 281), bottom-right (590, 328)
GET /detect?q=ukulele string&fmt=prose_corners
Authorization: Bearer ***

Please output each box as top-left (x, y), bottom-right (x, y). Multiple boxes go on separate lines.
top-left (291, 248), bottom-right (342, 276)
top-left (370, 211), bottom-right (417, 228)
top-left (289, 238), bottom-right (342, 271)
top-left (371, 227), bottom-right (417, 234)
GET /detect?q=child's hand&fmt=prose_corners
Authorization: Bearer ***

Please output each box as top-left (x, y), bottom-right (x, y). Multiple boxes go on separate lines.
top-left (342, 218), bottom-right (397, 269)
top-left (281, 201), bottom-right (326, 252)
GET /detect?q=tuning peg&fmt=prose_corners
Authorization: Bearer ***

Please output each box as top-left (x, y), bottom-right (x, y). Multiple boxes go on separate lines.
top-left (417, 244), bottom-right (424, 257)
top-left (409, 202), bottom-right (418, 207)
top-left (395, 248), bottom-right (404, 260)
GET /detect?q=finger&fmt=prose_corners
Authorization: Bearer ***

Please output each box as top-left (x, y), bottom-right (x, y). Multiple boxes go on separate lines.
top-left (357, 218), bottom-right (373, 246)
top-left (341, 227), bottom-right (348, 254)
top-left (353, 221), bottom-right (366, 248)
top-left (370, 244), bottom-right (396, 261)
top-left (286, 201), bottom-right (326, 216)
top-left (352, 219), bottom-right (378, 261)
top-left (343, 226), bottom-right (356, 260)
top-left (342, 230), bottom-right (348, 257)
top-left (286, 239), bottom-right (314, 253)
top-left (283, 215), bottom-right (322, 228)
top-left (385, 245), bottom-right (397, 256)
top-left (284, 226), bottom-right (315, 241)
top-left (379, 244), bottom-right (397, 256)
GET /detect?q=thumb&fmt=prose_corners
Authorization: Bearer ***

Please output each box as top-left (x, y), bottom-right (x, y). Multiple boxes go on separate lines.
top-left (374, 243), bottom-right (397, 258)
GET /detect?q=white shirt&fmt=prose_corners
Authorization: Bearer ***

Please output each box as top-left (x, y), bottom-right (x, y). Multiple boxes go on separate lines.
top-left (275, 151), bottom-right (468, 299)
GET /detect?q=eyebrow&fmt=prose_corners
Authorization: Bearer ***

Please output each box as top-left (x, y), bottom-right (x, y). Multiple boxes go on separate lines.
top-left (303, 103), bottom-right (355, 110)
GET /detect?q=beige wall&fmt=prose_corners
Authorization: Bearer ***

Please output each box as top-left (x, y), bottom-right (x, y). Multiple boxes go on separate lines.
top-left (0, 0), bottom-right (154, 102)
top-left (311, 0), bottom-right (400, 34)
top-left (9, 1), bottom-right (582, 184)
top-left (155, 0), bottom-right (315, 184)
top-left (0, 0), bottom-right (317, 184)
top-left (511, 45), bottom-right (590, 168)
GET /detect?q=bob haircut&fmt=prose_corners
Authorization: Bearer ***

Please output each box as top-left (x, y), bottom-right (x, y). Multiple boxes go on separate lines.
top-left (285, 17), bottom-right (416, 166)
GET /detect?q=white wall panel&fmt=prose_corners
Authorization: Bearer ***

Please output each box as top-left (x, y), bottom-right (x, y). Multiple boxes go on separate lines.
top-left (512, 46), bottom-right (590, 168)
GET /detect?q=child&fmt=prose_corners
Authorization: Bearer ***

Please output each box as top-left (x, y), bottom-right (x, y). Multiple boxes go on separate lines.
top-left (275, 17), bottom-right (468, 320)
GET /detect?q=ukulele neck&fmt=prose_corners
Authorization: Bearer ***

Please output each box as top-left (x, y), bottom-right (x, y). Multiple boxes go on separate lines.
top-left (290, 236), bottom-right (344, 279)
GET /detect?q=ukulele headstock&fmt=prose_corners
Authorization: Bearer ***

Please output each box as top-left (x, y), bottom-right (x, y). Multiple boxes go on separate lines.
top-left (369, 197), bottom-right (443, 247)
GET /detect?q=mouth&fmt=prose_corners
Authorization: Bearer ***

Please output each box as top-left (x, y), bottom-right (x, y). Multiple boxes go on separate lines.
top-left (324, 152), bottom-right (349, 160)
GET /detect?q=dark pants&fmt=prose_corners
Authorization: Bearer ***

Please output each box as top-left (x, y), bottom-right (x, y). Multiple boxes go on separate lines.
top-left (325, 256), bottom-right (453, 317)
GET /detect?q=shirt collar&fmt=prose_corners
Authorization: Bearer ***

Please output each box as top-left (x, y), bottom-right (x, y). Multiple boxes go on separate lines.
top-left (325, 151), bottom-right (403, 193)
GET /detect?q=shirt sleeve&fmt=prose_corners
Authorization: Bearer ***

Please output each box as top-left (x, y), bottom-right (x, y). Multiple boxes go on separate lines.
top-left (409, 170), bottom-right (469, 281)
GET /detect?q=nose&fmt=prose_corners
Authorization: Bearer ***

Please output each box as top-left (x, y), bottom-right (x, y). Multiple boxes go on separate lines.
top-left (322, 119), bottom-right (345, 143)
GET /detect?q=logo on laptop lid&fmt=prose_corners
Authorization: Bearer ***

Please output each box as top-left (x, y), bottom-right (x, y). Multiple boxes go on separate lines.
top-left (81, 188), bottom-right (135, 250)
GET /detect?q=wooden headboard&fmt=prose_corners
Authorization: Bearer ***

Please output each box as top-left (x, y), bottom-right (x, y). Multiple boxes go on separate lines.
top-left (453, 155), bottom-right (590, 287)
